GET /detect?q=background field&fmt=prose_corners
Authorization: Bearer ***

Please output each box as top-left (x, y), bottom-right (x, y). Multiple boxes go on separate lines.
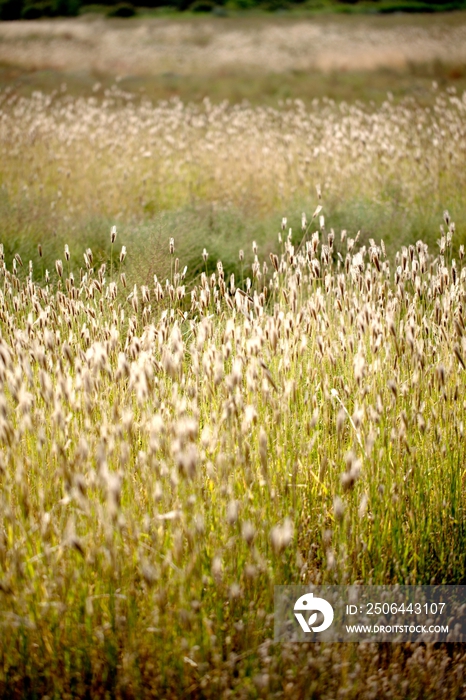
top-left (1, 11), bottom-right (466, 280)
top-left (1, 10), bottom-right (466, 700)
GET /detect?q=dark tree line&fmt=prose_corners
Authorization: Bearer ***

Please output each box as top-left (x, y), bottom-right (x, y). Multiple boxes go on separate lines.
top-left (0, 0), bottom-right (465, 21)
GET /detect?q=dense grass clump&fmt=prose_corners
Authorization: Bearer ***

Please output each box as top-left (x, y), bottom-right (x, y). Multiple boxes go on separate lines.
top-left (0, 205), bottom-right (466, 696)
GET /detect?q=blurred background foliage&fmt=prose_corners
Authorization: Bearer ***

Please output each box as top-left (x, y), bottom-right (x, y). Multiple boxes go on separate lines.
top-left (1, 0), bottom-right (466, 21)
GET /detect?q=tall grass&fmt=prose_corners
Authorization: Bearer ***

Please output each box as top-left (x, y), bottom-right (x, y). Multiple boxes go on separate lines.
top-left (1, 86), bottom-right (466, 285)
top-left (1, 201), bottom-right (466, 696)
top-left (1, 83), bottom-right (466, 697)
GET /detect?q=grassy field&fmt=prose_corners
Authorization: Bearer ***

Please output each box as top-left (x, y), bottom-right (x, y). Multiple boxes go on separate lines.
top-left (1, 11), bottom-right (466, 699)
top-left (1, 11), bottom-right (466, 80)
top-left (1, 82), bottom-right (466, 284)
top-left (1, 183), bottom-right (466, 698)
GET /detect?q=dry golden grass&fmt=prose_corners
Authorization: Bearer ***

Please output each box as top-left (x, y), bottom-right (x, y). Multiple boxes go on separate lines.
top-left (1, 22), bottom-right (466, 693)
top-left (1, 208), bottom-right (466, 697)
top-left (1, 85), bottom-right (466, 277)
top-left (0, 12), bottom-right (466, 76)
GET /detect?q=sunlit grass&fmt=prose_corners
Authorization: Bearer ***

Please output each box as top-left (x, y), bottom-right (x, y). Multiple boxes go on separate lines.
top-left (1, 81), bottom-right (466, 697)
top-left (1, 201), bottom-right (466, 695)
top-left (1, 85), bottom-right (466, 284)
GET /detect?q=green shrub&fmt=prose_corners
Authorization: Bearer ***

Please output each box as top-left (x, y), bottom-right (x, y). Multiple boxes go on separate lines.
top-left (21, 0), bottom-right (54, 16)
top-left (228, 0), bottom-right (256, 8)
top-left (135, 0), bottom-right (176, 5)
top-left (106, 1), bottom-right (135, 14)
top-left (261, 0), bottom-right (290, 10)
top-left (378, 2), bottom-right (435, 12)
top-left (53, 0), bottom-right (80, 14)
top-left (18, 0), bottom-right (79, 17)
top-left (189, 0), bottom-right (216, 10)
top-left (376, 0), bottom-right (466, 11)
